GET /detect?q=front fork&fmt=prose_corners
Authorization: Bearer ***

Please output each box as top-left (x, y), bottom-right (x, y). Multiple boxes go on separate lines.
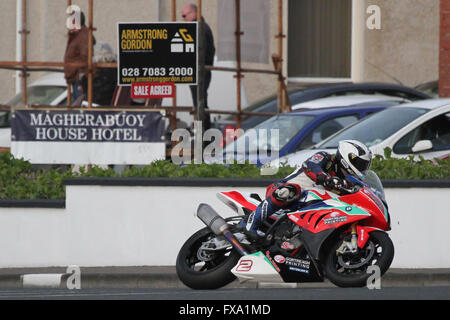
top-left (337, 223), bottom-right (379, 254)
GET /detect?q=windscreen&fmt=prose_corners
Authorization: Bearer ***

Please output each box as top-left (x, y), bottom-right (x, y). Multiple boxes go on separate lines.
top-left (361, 170), bottom-right (386, 202)
top-left (319, 107), bottom-right (429, 148)
top-left (6, 86), bottom-right (66, 106)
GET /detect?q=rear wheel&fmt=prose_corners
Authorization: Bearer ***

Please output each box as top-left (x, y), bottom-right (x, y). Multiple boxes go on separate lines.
top-left (323, 231), bottom-right (394, 288)
top-left (176, 227), bottom-right (242, 290)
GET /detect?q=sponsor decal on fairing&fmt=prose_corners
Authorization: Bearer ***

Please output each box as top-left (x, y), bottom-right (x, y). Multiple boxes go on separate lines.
top-left (288, 266), bottom-right (310, 274)
top-left (265, 251), bottom-right (281, 272)
top-left (323, 216), bottom-right (347, 224)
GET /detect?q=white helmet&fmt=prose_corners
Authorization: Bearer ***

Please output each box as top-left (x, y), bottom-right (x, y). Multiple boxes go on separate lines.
top-left (336, 140), bottom-right (372, 178)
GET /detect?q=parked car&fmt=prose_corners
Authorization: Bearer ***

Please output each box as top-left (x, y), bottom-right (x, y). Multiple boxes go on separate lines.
top-left (0, 73), bottom-right (68, 149)
top-left (268, 99), bottom-right (450, 168)
top-left (211, 100), bottom-right (401, 167)
top-left (415, 80), bottom-right (438, 98)
top-left (5, 73), bottom-right (68, 106)
top-left (213, 82), bottom-right (431, 137)
top-left (220, 94), bottom-right (409, 146)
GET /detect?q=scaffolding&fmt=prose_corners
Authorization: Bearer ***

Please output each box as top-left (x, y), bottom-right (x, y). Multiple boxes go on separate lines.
top-left (0, 0), bottom-right (291, 155)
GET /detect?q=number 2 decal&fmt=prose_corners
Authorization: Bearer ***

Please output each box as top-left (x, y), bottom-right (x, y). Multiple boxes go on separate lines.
top-left (235, 260), bottom-right (253, 272)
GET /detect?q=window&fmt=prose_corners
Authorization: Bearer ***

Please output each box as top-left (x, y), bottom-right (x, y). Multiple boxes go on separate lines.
top-left (296, 114), bottom-right (358, 150)
top-left (393, 113), bottom-right (450, 154)
top-left (288, 0), bottom-right (352, 79)
top-left (319, 107), bottom-right (429, 148)
top-left (0, 112), bottom-right (11, 128)
top-left (225, 115), bottom-right (314, 154)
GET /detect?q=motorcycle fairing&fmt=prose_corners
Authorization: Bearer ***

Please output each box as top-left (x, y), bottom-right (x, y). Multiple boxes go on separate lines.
top-left (265, 248), bottom-right (323, 283)
top-left (216, 191), bottom-right (260, 216)
top-left (304, 188), bottom-right (334, 201)
top-left (339, 188), bottom-right (390, 230)
top-left (287, 198), bottom-right (370, 234)
top-left (299, 228), bottom-right (335, 261)
top-left (231, 251), bottom-right (284, 283)
top-left (231, 250), bottom-right (323, 284)
top-left (357, 226), bottom-right (381, 249)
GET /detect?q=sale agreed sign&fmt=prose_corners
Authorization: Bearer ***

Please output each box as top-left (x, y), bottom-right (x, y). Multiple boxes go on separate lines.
top-left (117, 22), bottom-right (197, 85)
top-left (131, 83), bottom-right (175, 99)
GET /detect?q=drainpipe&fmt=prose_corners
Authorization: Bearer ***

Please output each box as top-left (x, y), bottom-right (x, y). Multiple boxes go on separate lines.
top-left (16, 0), bottom-right (22, 94)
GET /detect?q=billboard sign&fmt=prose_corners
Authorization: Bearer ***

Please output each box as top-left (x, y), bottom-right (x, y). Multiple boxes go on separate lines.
top-left (118, 22), bottom-right (198, 85)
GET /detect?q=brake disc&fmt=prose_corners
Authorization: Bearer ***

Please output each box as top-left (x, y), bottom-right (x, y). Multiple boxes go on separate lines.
top-left (197, 237), bottom-right (231, 262)
top-left (197, 247), bottom-right (215, 262)
top-left (337, 241), bottom-right (376, 270)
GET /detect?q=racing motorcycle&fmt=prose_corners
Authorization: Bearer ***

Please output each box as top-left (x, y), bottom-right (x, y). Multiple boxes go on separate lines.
top-left (176, 170), bottom-right (394, 289)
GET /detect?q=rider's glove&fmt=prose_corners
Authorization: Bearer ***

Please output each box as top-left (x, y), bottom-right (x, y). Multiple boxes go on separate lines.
top-left (275, 187), bottom-right (291, 200)
top-left (273, 184), bottom-right (302, 203)
top-left (324, 176), bottom-right (344, 191)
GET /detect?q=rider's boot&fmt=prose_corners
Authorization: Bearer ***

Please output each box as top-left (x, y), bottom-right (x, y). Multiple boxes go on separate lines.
top-left (239, 200), bottom-right (271, 237)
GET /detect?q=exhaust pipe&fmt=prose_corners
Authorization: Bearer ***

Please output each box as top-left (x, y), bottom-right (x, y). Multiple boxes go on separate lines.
top-left (196, 204), bottom-right (248, 256)
top-left (197, 203), bottom-right (230, 235)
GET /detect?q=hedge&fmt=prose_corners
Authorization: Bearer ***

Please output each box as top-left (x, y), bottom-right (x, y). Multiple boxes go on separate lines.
top-left (0, 150), bottom-right (449, 200)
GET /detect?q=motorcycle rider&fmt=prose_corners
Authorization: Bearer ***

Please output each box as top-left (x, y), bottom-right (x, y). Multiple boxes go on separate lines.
top-left (241, 140), bottom-right (373, 235)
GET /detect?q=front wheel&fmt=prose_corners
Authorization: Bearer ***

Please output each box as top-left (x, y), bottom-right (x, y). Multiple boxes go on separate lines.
top-left (323, 231), bottom-right (394, 288)
top-left (176, 227), bottom-right (242, 290)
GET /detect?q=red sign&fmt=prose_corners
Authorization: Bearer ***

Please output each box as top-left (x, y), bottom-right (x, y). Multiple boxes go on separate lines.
top-left (131, 82), bottom-right (175, 99)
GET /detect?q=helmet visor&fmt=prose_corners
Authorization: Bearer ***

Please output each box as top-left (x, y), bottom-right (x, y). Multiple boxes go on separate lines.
top-left (349, 153), bottom-right (371, 175)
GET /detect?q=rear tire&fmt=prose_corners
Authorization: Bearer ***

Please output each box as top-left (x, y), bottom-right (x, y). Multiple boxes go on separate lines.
top-left (323, 231), bottom-right (394, 288)
top-left (176, 227), bottom-right (242, 290)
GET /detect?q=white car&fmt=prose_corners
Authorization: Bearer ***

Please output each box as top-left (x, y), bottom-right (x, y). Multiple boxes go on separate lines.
top-left (6, 72), bottom-right (68, 106)
top-left (0, 73), bottom-right (68, 149)
top-left (268, 99), bottom-right (450, 168)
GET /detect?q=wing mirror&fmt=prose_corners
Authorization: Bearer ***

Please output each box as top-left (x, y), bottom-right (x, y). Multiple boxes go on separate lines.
top-left (411, 140), bottom-right (433, 153)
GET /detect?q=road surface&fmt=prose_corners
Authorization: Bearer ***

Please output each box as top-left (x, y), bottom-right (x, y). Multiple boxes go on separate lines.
top-left (0, 286), bottom-right (448, 300)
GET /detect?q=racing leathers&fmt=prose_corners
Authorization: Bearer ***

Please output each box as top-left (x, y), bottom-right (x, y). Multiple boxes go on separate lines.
top-left (242, 151), bottom-right (351, 234)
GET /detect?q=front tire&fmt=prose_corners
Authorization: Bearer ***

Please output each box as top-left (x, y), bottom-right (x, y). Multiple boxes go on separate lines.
top-left (323, 231), bottom-right (394, 288)
top-left (176, 227), bottom-right (242, 290)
